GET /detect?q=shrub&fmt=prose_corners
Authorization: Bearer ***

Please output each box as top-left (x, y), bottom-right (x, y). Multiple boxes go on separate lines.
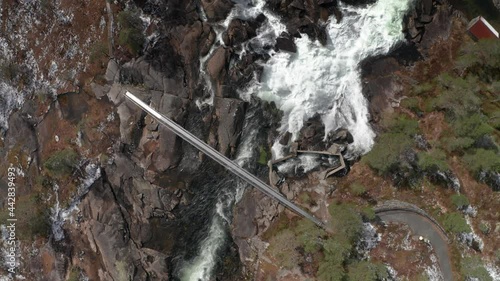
top-left (360, 206), bottom-right (376, 222)
top-left (430, 74), bottom-right (481, 117)
top-left (412, 82), bottom-right (434, 96)
top-left (328, 203), bottom-right (363, 244)
top-left (317, 263), bottom-right (345, 281)
top-left (44, 148), bottom-right (79, 176)
top-left (452, 114), bottom-right (494, 140)
top-left (89, 42), bottom-right (109, 63)
top-left (0, 61), bottom-right (21, 81)
top-left (460, 256), bottom-right (493, 281)
top-left (363, 133), bottom-right (413, 175)
top-left (442, 212), bottom-right (471, 234)
top-left (68, 267), bottom-right (80, 281)
top-left (385, 116), bottom-right (420, 136)
top-left (463, 149), bottom-right (500, 178)
top-left (401, 97), bottom-right (421, 113)
top-left (117, 10), bottom-right (145, 56)
top-left (293, 219), bottom-right (325, 253)
top-left (442, 136), bottom-right (475, 153)
top-left (417, 149), bottom-right (449, 172)
top-left (350, 183), bottom-right (366, 196)
top-left (479, 222), bottom-right (490, 235)
top-left (455, 39), bottom-right (500, 83)
top-left (451, 194), bottom-right (469, 209)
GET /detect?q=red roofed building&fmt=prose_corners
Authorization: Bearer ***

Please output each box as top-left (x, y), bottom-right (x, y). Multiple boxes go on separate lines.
top-left (467, 16), bottom-right (499, 41)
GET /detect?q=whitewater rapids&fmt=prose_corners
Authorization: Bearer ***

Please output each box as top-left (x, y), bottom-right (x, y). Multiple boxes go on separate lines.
top-left (253, 0), bottom-right (414, 156)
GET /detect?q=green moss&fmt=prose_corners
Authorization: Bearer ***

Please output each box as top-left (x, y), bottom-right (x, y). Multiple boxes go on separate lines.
top-left (258, 145), bottom-right (268, 165)
top-left (347, 261), bottom-right (389, 281)
top-left (68, 267), bottom-right (80, 281)
top-left (360, 206), bottom-right (376, 222)
top-left (117, 10), bottom-right (145, 56)
top-left (267, 229), bottom-right (301, 269)
top-left (451, 194), bottom-right (469, 209)
top-left (401, 97), bottom-right (421, 113)
top-left (44, 148), bottom-right (79, 176)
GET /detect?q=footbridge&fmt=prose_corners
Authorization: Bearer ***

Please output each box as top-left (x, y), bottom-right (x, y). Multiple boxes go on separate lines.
top-left (125, 92), bottom-right (325, 228)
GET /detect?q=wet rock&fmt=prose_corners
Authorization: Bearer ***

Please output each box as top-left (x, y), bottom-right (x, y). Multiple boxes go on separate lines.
top-left (105, 60), bottom-right (120, 83)
top-left (58, 92), bottom-right (89, 124)
top-left (275, 32), bottom-right (297, 53)
top-left (479, 171), bottom-right (500, 192)
top-left (214, 97), bottom-right (246, 156)
top-left (149, 94), bottom-right (189, 171)
top-left (290, 0), bottom-right (306, 10)
top-left (223, 19), bottom-right (257, 47)
top-left (207, 47), bottom-right (230, 97)
top-left (232, 191), bottom-right (258, 238)
top-left (342, 0), bottom-right (376, 5)
top-left (200, 0), bottom-right (233, 22)
top-left (437, 171), bottom-right (461, 191)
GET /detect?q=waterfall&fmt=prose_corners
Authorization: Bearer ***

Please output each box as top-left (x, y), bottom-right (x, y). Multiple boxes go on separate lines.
top-left (251, 0), bottom-right (414, 156)
top-left (179, 0), bottom-right (414, 279)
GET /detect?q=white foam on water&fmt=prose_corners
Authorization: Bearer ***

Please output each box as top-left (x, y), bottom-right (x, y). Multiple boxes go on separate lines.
top-left (179, 115), bottom-right (260, 281)
top-left (249, 0), bottom-right (414, 155)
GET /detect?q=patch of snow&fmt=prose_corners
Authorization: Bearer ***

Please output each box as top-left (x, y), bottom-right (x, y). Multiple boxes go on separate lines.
top-left (99, 16), bottom-right (106, 31)
top-left (462, 205), bottom-right (478, 217)
top-left (485, 263), bottom-right (500, 280)
top-left (48, 61), bottom-right (58, 78)
top-left (51, 163), bottom-right (101, 241)
top-left (385, 265), bottom-right (398, 281)
top-left (425, 254), bottom-right (444, 281)
top-left (458, 216), bottom-right (484, 252)
top-left (106, 111), bottom-right (115, 122)
top-left (401, 232), bottom-right (414, 251)
top-left (0, 83), bottom-right (25, 134)
top-left (356, 223), bottom-right (381, 257)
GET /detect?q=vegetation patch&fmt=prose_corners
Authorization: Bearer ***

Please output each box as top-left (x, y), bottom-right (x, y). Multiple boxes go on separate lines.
top-left (44, 148), bottom-right (80, 177)
top-left (442, 212), bottom-right (471, 234)
top-left (117, 10), bottom-right (145, 56)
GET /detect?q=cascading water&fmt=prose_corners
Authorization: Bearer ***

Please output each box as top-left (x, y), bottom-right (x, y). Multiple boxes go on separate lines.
top-left (178, 107), bottom-right (261, 281)
top-left (250, 0), bottom-right (414, 156)
top-left (180, 0), bottom-right (414, 280)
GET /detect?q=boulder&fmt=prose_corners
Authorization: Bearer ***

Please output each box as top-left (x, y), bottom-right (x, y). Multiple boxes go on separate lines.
top-left (200, 0), bottom-right (233, 22)
top-left (275, 32), bottom-right (297, 53)
top-left (149, 94), bottom-right (189, 171)
top-left (206, 47), bottom-right (230, 97)
top-left (214, 97), bottom-right (246, 156)
top-left (222, 19), bottom-right (258, 47)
